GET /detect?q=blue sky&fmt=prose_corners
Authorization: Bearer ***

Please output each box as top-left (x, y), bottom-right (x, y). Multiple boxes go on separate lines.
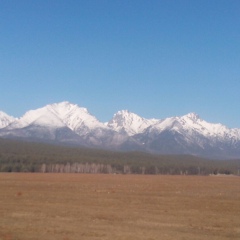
top-left (0, 0), bottom-right (239, 127)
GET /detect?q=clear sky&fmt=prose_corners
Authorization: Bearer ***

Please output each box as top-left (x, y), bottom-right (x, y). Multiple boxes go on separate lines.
top-left (1, 0), bottom-right (239, 128)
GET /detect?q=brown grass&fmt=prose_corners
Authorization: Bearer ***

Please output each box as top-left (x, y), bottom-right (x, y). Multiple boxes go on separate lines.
top-left (0, 173), bottom-right (239, 240)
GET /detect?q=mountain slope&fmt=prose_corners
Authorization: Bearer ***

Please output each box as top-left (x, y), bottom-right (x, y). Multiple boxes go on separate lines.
top-left (0, 102), bottom-right (240, 159)
top-left (107, 110), bottom-right (159, 136)
top-left (134, 113), bottom-right (240, 158)
top-left (1, 102), bottom-right (104, 145)
top-left (0, 111), bottom-right (15, 129)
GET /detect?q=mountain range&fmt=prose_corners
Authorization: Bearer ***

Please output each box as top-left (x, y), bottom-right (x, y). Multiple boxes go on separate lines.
top-left (0, 101), bottom-right (240, 159)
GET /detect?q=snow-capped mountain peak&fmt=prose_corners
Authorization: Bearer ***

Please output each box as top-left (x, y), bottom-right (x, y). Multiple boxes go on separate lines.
top-left (2, 101), bottom-right (108, 133)
top-left (108, 110), bottom-right (159, 136)
top-left (7, 105), bottom-right (66, 129)
top-left (47, 101), bottom-right (106, 132)
top-left (178, 113), bottom-right (232, 138)
top-left (0, 111), bottom-right (16, 129)
top-left (144, 112), bottom-right (240, 142)
top-left (183, 112), bottom-right (200, 121)
top-left (46, 101), bottom-right (88, 120)
top-left (0, 102), bottom-right (240, 159)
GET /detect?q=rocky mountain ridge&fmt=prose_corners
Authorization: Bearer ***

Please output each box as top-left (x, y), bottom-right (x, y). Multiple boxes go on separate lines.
top-left (0, 101), bottom-right (239, 159)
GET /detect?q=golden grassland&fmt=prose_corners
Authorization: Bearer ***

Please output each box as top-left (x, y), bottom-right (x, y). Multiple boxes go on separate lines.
top-left (0, 173), bottom-right (239, 240)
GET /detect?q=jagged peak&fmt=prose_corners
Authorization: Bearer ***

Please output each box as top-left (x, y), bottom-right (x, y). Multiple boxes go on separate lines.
top-left (1, 102), bottom-right (240, 159)
top-left (183, 112), bottom-right (200, 121)
top-left (0, 110), bottom-right (14, 118)
top-left (47, 101), bottom-right (88, 114)
top-left (108, 110), bottom-right (159, 136)
top-left (114, 109), bottom-right (135, 116)
top-left (0, 111), bottom-right (16, 128)
top-left (111, 110), bottom-right (146, 124)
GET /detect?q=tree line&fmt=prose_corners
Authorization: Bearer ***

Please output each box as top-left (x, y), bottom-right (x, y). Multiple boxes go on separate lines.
top-left (0, 138), bottom-right (239, 175)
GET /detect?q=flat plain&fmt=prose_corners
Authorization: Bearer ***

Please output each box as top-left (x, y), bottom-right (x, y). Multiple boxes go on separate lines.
top-left (0, 173), bottom-right (239, 240)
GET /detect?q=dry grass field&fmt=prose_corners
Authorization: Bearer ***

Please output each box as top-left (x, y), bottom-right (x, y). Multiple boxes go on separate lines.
top-left (0, 173), bottom-right (239, 240)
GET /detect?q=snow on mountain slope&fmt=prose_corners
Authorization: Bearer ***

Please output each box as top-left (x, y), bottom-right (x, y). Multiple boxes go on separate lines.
top-left (5, 101), bottom-right (107, 131)
top-left (0, 102), bottom-right (240, 158)
top-left (179, 113), bottom-right (240, 140)
top-left (1, 102), bottom-right (113, 146)
top-left (47, 101), bottom-right (108, 135)
top-left (5, 105), bottom-right (66, 129)
top-left (0, 111), bottom-right (16, 129)
top-left (107, 110), bottom-right (159, 136)
top-left (146, 112), bottom-right (240, 141)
